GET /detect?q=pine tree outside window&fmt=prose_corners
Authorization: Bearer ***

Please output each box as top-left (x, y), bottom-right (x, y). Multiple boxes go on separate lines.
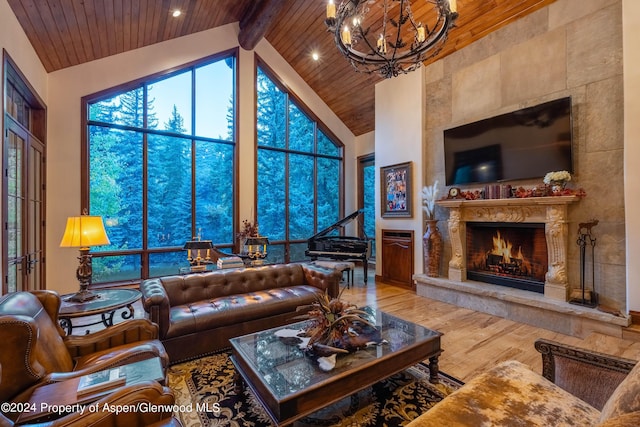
top-left (83, 52), bottom-right (236, 283)
top-left (256, 62), bottom-right (343, 264)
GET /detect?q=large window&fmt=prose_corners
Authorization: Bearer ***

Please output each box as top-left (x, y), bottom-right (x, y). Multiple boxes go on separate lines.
top-left (256, 63), bottom-right (343, 263)
top-left (83, 52), bottom-right (236, 283)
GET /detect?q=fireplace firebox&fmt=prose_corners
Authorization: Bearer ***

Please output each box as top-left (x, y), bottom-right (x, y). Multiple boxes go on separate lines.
top-left (466, 222), bottom-right (547, 293)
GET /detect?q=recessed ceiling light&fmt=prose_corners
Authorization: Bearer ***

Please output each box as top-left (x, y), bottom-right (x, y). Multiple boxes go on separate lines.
top-left (312, 52), bottom-right (319, 61)
top-left (172, 9), bottom-right (182, 18)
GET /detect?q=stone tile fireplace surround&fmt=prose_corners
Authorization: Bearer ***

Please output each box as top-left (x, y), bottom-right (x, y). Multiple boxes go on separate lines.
top-left (414, 196), bottom-right (630, 338)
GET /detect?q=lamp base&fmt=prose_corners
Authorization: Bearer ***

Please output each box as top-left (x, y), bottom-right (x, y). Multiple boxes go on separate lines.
top-left (66, 288), bottom-right (99, 303)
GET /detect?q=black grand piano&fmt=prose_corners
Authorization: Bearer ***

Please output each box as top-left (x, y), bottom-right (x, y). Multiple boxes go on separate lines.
top-left (305, 209), bottom-right (371, 283)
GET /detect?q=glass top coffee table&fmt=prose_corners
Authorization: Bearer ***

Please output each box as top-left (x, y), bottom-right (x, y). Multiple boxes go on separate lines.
top-left (229, 309), bottom-right (442, 426)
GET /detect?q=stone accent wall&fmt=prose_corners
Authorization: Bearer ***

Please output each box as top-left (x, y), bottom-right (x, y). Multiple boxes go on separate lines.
top-left (423, 0), bottom-right (625, 311)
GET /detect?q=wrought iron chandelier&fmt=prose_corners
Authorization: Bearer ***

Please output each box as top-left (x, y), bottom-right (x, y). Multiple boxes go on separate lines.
top-left (325, 0), bottom-right (459, 78)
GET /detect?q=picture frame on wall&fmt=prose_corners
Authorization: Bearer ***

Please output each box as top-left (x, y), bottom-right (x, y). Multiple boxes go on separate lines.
top-left (380, 161), bottom-right (412, 218)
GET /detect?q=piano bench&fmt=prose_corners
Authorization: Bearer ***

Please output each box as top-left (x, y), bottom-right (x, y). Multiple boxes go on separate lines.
top-left (312, 260), bottom-right (355, 288)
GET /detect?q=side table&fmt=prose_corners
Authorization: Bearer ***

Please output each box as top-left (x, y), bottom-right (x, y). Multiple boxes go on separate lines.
top-left (59, 289), bottom-right (141, 335)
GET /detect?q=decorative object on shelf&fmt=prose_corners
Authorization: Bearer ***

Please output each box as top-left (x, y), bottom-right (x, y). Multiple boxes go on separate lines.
top-left (447, 186), bottom-right (462, 199)
top-left (543, 170), bottom-right (572, 193)
top-left (184, 233), bottom-right (214, 272)
top-left (513, 186), bottom-right (586, 199)
top-left (570, 219), bottom-right (598, 308)
top-left (59, 212), bottom-right (111, 303)
top-left (381, 161), bottom-right (412, 218)
top-left (324, 0), bottom-right (459, 78)
top-left (422, 181), bottom-right (443, 277)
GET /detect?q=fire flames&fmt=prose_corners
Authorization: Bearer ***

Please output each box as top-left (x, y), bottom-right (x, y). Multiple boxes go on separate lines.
top-left (491, 231), bottom-right (524, 263)
top-left (484, 230), bottom-right (533, 277)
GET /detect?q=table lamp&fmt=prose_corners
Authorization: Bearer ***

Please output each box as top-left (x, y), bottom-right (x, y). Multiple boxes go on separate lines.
top-left (59, 214), bottom-right (110, 302)
top-left (184, 238), bottom-right (214, 272)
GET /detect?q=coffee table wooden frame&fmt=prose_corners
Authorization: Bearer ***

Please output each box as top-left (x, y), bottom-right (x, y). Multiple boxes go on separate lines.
top-left (230, 311), bottom-right (442, 426)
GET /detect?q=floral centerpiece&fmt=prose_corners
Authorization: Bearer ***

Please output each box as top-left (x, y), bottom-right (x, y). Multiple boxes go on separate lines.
top-left (543, 170), bottom-right (571, 187)
top-left (300, 291), bottom-right (379, 355)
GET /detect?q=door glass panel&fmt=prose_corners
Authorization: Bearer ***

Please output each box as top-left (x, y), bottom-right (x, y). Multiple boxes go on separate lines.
top-left (27, 144), bottom-right (44, 291)
top-left (7, 128), bottom-right (24, 293)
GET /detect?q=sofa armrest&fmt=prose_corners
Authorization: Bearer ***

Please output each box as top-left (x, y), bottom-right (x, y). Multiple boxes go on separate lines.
top-left (139, 279), bottom-right (171, 338)
top-left (301, 264), bottom-right (341, 298)
top-left (63, 319), bottom-right (159, 358)
top-left (535, 338), bottom-right (637, 410)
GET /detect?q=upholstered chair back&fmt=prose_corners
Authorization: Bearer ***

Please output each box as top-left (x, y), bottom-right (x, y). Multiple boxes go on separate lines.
top-left (0, 291), bottom-right (74, 402)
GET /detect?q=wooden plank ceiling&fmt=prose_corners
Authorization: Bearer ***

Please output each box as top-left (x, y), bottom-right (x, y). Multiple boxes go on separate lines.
top-left (7, 0), bottom-right (557, 137)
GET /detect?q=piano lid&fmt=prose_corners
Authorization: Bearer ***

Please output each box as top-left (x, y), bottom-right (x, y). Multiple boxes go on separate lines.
top-left (308, 209), bottom-right (364, 241)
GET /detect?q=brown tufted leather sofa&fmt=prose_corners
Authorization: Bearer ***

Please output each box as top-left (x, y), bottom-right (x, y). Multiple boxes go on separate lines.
top-left (0, 290), bottom-right (177, 426)
top-left (140, 263), bottom-right (341, 364)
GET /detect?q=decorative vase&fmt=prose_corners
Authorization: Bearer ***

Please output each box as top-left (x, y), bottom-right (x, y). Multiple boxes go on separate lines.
top-left (423, 220), bottom-right (443, 277)
top-left (550, 180), bottom-right (567, 194)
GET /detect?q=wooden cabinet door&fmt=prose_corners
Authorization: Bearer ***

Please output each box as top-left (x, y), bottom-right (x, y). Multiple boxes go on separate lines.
top-left (381, 229), bottom-right (414, 289)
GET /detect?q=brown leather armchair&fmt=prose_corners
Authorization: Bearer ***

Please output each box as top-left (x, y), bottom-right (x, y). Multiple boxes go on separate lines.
top-left (0, 290), bottom-right (172, 424)
top-left (0, 378), bottom-right (182, 427)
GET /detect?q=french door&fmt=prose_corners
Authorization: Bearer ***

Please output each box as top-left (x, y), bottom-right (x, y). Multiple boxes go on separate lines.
top-left (4, 116), bottom-right (45, 294)
top-left (3, 55), bottom-right (47, 296)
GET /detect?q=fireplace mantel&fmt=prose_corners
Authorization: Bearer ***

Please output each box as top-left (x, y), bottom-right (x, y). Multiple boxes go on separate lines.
top-left (436, 196), bottom-right (581, 301)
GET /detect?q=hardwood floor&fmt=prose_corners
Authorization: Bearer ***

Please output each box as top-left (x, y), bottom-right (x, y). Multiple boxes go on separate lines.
top-left (339, 267), bottom-right (640, 382)
top-left (98, 265), bottom-right (640, 383)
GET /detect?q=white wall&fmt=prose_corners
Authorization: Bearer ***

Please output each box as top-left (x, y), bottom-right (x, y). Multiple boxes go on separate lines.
top-left (374, 70), bottom-right (425, 276)
top-left (623, 0), bottom-right (640, 312)
top-left (46, 24), bottom-right (355, 294)
top-left (0, 0), bottom-right (47, 98)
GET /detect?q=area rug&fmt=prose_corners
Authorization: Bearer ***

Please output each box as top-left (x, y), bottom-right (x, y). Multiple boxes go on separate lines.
top-left (168, 351), bottom-right (462, 427)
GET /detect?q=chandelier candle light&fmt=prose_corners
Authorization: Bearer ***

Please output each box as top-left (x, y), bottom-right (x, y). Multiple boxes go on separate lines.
top-left (325, 0), bottom-right (458, 78)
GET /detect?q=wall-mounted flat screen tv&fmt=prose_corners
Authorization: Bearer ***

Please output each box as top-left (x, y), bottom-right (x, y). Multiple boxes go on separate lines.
top-left (444, 97), bottom-right (573, 186)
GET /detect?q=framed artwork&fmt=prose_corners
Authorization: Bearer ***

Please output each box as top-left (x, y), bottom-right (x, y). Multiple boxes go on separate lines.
top-left (380, 161), bottom-right (412, 218)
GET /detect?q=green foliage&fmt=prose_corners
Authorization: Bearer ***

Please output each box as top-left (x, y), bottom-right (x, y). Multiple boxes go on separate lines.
top-left (256, 67), bottom-right (343, 262)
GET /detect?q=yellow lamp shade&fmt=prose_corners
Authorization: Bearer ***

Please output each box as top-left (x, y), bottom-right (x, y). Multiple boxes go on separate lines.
top-left (60, 216), bottom-right (111, 248)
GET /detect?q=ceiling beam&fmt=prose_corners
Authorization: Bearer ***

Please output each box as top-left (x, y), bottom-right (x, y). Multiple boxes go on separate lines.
top-left (238, 0), bottom-right (287, 50)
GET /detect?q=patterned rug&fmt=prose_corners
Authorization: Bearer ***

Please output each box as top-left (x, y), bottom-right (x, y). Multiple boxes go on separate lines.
top-left (168, 351), bottom-right (462, 427)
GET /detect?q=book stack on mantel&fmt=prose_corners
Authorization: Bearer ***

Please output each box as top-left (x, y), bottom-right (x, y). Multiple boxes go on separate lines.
top-left (217, 256), bottom-right (244, 269)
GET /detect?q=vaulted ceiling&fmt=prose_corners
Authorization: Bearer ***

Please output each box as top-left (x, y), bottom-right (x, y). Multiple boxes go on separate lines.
top-left (7, 0), bottom-right (556, 136)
